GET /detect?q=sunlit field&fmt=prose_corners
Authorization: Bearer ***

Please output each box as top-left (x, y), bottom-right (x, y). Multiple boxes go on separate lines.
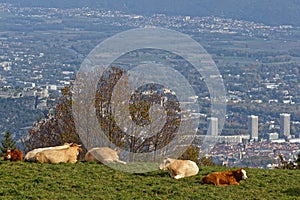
top-left (0, 161), bottom-right (299, 199)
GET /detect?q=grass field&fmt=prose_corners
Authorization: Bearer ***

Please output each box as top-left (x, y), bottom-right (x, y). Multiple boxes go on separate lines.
top-left (0, 161), bottom-right (299, 200)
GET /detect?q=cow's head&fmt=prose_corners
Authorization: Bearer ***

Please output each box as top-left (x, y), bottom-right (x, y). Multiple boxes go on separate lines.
top-left (159, 157), bottom-right (171, 170)
top-left (241, 168), bottom-right (248, 180)
top-left (70, 143), bottom-right (81, 147)
top-left (234, 168), bottom-right (248, 181)
top-left (114, 148), bottom-right (121, 155)
top-left (71, 143), bottom-right (82, 153)
top-left (4, 149), bottom-right (12, 160)
top-left (63, 143), bottom-right (72, 147)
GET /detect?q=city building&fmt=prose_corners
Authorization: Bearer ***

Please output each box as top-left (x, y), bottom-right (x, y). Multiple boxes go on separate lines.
top-left (280, 113), bottom-right (291, 139)
top-left (208, 117), bottom-right (218, 136)
top-left (196, 135), bottom-right (250, 145)
top-left (268, 132), bottom-right (279, 141)
top-left (248, 115), bottom-right (258, 141)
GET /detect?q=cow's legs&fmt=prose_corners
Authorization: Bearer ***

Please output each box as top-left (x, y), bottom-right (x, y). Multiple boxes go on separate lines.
top-left (116, 160), bottom-right (127, 164)
top-left (174, 174), bottom-right (184, 179)
top-left (229, 181), bottom-right (240, 185)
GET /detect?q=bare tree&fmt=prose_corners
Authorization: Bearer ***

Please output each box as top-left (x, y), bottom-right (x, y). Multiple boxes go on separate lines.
top-left (24, 83), bottom-right (80, 152)
top-left (25, 66), bottom-right (184, 162)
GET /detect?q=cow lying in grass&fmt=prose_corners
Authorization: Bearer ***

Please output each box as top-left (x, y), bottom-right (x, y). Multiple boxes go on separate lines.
top-left (159, 157), bottom-right (199, 179)
top-left (4, 149), bottom-right (23, 161)
top-left (85, 147), bottom-right (126, 164)
top-left (24, 143), bottom-right (72, 162)
top-left (201, 168), bottom-right (248, 186)
top-left (35, 143), bottom-right (82, 164)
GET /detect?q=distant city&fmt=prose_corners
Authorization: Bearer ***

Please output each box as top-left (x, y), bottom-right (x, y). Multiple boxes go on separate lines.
top-left (196, 113), bottom-right (300, 168)
top-left (0, 3), bottom-right (300, 168)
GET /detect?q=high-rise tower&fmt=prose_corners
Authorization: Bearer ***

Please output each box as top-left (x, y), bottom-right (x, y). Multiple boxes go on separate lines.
top-left (208, 117), bottom-right (218, 136)
top-left (248, 115), bottom-right (258, 141)
top-left (280, 113), bottom-right (290, 139)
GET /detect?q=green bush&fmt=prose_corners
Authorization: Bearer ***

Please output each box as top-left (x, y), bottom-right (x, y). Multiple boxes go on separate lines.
top-left (179, 145), bottom-right (200, 165)
top-left (0, 131), bottom-right (17, 156)
top-left (199, 156), bottom-right (215, 166)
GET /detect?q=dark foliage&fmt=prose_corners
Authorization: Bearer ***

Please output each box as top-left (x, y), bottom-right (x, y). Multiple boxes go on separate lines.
top-left (0, 131), bottom-right (17, 155)
top-left (180, 145), bottom-right (200, 165)
top-left (199, 156), bottom-right (215, 167)
top-left (24, 84), bottom-right (80, 153)
top-left (278, 154), bottom-right (299, 170)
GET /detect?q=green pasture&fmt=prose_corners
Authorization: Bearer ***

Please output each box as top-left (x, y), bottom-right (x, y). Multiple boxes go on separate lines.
top-left (0, 161), bottom-right (299, 199)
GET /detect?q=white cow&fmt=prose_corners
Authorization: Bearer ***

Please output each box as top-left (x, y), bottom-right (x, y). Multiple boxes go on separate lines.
top-left (24, 143), bottom-right (72, 162)
top-left (35, 143), bottom-right (82, 164)
top-left (85, 147), bottom-right (126, 164)
top-left (159, 157), bottom-right (199, 179)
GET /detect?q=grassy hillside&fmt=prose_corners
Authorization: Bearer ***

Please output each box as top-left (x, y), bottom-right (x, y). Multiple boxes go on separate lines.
top-left (0, 161), bottom-right (299, 199)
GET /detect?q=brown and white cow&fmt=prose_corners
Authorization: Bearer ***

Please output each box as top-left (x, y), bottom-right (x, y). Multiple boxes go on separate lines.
top-left (35, 143), bottom-right (82, 164)
top-left (159, 157), bottom-right (199, 179)
top-left (4, 149), bottom-right (23, 161)
top-left (85, 147), bottom-right (126, 164)
top-left (201, 168), bottom-right (248, 186)
top-left (24, 143), bottom-right (72, 162)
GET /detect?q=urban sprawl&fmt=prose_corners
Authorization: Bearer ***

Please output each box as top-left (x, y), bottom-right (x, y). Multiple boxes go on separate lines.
top-left (0, 4), bottom-right (300, 168)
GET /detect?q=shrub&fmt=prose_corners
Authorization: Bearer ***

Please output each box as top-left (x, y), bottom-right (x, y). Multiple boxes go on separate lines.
top-left (199, 156), bottom-right (215, 166)
top-left (179, 145), bottom-right (200, 165)
top-left (0, 131), bottom-right (17, 156)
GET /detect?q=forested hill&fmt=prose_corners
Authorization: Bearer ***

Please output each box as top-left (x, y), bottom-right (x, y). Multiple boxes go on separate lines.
top-left (2, 0), bottom-right (300, 26)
